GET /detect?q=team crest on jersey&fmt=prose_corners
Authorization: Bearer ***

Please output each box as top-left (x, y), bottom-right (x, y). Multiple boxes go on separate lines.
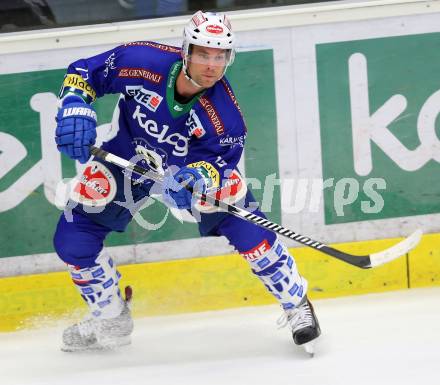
top-left (126, 86), bottom-right (163, 112)
top-left (70, 161), bottom-right (117, 207)
top-left (135, 143), bottom-right (165, 174)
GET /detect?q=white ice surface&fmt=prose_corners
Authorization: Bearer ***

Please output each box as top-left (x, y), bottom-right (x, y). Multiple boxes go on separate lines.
top-left (1, 287), bottom-right (440, 385)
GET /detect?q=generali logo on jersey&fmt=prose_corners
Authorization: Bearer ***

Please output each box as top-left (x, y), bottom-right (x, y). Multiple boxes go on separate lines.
top-left (118, 68), bottom-right (163, 84)
top-left (199, 96), bottom-right (225, 135)
top-left (206, 25), bottom-right (223, 34)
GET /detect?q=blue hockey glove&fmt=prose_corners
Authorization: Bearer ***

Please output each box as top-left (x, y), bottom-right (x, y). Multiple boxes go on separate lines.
top-left (55, 98), bottom-right (97, 164)
top-left (162, 167), bottom-right (207, 209)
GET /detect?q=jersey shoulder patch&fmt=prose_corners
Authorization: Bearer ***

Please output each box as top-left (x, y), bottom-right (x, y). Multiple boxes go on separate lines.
top-left (113, 42), bottom-right (181, 88)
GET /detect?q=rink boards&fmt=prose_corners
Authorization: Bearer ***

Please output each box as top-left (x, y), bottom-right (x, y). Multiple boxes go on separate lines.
top-left (1, 2), bottom-right (440, 273)
top-left (0, 232), bottom-right (438, 332)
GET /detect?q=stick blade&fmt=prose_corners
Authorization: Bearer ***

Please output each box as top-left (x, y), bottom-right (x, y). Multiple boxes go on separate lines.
top-left (368, 229), bottom-right (423, 268)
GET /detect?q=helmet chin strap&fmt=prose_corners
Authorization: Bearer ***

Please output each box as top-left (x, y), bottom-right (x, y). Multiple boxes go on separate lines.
top-left (182, 59), bottom-right (204, 89)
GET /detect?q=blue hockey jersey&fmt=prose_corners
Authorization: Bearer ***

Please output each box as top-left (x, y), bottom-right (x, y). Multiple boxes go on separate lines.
top-left (59, 41), bottom-right (247, 188)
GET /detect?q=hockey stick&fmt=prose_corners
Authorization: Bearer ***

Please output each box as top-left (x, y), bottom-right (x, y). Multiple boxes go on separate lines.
top-left (89, 146), bottom-right (422, 269)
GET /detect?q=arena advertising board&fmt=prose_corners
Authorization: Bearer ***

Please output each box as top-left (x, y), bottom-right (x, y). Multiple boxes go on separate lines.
top-left (316, 32), bottom-right (440, 225)
top-left (1, 11), bottom-right (439, 274)
top-left (283, 12), bottom-right (440, 244)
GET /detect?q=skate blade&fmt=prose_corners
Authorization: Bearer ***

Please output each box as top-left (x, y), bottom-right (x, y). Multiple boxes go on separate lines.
top-left (303, 341), bottom-right (316, 357)
top-left (61, 336), bottom-right (131, 353)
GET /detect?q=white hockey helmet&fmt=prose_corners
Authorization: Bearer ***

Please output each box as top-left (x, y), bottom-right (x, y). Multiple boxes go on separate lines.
top-left (182, 10), bottom-right (236, 87)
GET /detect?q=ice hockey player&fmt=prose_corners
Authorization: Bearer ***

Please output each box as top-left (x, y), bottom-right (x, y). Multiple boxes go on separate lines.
top-left (53, 10), bottom-right (321, 354)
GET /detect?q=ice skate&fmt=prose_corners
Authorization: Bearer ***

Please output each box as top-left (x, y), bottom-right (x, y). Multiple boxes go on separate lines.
top-left (279, 296), bottom-right (321, 357)
top-left (62, 286), bottom-right (134, 352)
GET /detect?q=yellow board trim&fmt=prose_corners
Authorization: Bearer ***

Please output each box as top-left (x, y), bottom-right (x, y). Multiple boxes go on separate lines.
top-left (0, 233), bottom-right (437, 332)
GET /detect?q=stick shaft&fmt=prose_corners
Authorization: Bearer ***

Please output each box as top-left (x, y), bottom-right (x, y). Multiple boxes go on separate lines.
top-left (89, 146), bottom-right (422, 269)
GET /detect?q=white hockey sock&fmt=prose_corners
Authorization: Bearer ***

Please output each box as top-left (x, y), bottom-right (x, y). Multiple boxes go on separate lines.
top-left (67, 250), bottom-right (124, 319)
top-left (243, 238), bottom-right (308, 310)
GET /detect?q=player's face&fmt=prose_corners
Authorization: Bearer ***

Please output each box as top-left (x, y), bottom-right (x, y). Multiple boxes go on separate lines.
top-left (187, 45), bottom-right (228, 88)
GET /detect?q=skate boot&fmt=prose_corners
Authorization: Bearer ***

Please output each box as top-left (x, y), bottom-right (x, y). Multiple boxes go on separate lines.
top-left (62, 286), bottom-right (134, 352)
top-left (278, 296), bottom-right (321, 356)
